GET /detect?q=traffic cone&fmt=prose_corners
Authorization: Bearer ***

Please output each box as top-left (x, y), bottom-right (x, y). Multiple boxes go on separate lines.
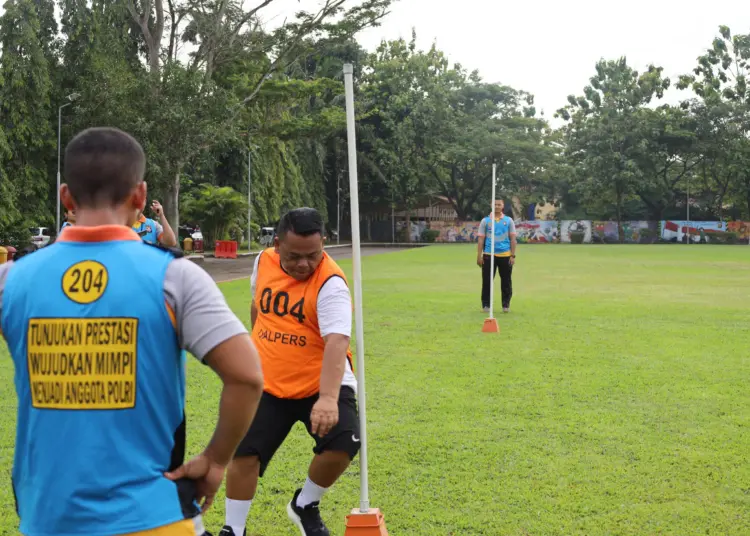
top-left (482, 317), bottom-right (499, 333)
top-left (344, 508), bottom-right (389, 536)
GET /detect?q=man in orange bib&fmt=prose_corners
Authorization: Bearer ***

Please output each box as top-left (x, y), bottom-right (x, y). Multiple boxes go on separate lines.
top-left (218, 208), bottom-right (359, 536)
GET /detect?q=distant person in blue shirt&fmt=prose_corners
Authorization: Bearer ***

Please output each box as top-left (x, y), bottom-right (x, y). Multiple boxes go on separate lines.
top-left (60, 209), bottom-right (76, 232)
top-left (131, 200), bottom-right (178, 247)
top-left (477, 199), bottom-right (517, 313)
top-left (0, 126), bottom-right (264, 536)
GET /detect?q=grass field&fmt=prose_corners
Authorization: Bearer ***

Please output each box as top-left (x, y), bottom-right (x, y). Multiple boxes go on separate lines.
top-left (1, 244), bottom-right (749, 535)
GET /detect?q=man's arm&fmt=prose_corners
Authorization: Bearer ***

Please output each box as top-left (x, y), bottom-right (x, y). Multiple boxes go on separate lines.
top-left (477, 219), bottom-right (486, 266)
top-left (153, 200), bottom-right (177, 247)
top-left (310, 276), bottom-right (352, 437)
top-left (250, 253), bottom-right (261, 328)
top-left (202, 334), bottom-right (264, 466)
top-left (509, 219), bottom-right (517, 262)
top-left (163, 259), bottom-right (263, 509)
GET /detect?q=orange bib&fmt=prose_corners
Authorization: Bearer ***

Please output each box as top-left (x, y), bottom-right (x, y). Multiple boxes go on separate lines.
top-left (252, 249), bottom-right (353, 399)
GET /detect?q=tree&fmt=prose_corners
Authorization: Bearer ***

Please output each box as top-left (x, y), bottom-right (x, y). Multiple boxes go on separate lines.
top-left (122, 0), bottom-right (392, 230)
top-left (557, 58), bottom-right (670, 240)
top-left (0, 0), bottom-right (54, 226)
top-left (678, 25), bottom-right (750, 219)
top-left (182, 184), bottom-right (248, 248)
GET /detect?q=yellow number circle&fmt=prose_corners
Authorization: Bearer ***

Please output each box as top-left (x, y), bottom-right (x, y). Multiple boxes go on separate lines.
top-left (62, 261), bottom-right (109, 304)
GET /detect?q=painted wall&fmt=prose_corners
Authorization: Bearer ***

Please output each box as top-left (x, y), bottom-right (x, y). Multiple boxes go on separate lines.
top-left (430, 220), bottom-right (747, 244)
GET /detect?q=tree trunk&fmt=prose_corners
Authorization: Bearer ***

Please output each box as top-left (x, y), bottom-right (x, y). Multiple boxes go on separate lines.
top-left (163, 170), bottom-right (180, 238)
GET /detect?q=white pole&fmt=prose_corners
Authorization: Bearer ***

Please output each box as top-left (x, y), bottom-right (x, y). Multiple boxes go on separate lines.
top-left (344, 63), bottom-right (370, 513)
top-left (337, 171), bottom-right (341, 245)
top-left (488, 163), bottom-right (497, 319)
top-left (247, 147), bottom-right (253, 251)
top-left (56, 104), bottom-right (64, 234)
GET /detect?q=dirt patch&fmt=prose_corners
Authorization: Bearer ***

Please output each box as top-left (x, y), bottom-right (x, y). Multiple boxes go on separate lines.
top-left (200, 246), bottom-right (409, 282)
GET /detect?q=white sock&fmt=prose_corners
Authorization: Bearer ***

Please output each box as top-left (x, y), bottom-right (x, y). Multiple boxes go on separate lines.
top-left (225, 498), bottom-right (252, 535)
top-left (296, 477), bottom-right (328, 508)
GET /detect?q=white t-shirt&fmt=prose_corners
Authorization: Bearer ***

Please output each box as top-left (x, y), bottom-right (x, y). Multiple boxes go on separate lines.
top-left (250, 252), bottom-right (357, 392)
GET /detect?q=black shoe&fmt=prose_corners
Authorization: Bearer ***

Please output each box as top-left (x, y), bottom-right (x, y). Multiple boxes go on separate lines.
top-left (287, 488), bottom-right (330, 536)
top-left (217, 526), bottom-right (245, 536)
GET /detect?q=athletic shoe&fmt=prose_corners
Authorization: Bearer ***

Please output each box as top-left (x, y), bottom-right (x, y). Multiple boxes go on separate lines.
top-left (217, 527), bottom-right (245, 536)
top-left (482, 306), bottom-right (490, 313)
top-left (287, 488), bottom-right (330, 536)
top-left (502, 307), bottom-right (510, 313)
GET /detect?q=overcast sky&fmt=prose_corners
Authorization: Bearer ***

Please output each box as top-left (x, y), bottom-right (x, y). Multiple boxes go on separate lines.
top-left (282, 0), bottom-right (750, 125)
top-left (4, 0), bottom-right (750, 125)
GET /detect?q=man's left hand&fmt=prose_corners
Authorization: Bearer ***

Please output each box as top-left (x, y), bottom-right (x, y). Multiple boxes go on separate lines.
top-left (310, 395), bottom-right (339, 437)
top-left (151, 200), bottom-right (164, 218)
top-left (510, 256), bottom-right (516, 266)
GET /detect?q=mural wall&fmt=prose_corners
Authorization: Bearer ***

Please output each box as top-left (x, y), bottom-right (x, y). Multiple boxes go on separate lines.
top-left (429, 220), bottom-right (748, 244)
top-left (516, 221), bottom-right (559, 243)
top-left (592, 221), bottom-right (659, 244)
top-left (560, 220), bottom-right (593, 243)
top-left (660, 220), bottom-right (726, 243)
top-left (431, 220), bottom-right (482, 243)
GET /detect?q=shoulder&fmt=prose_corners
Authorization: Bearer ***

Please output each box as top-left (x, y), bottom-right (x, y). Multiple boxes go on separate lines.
top-left (165, 256), bottom-right (211, 285)
top-left (321, 253), bottom-right (346, 278)
top-left (143, 241), bottom-right (184, 259)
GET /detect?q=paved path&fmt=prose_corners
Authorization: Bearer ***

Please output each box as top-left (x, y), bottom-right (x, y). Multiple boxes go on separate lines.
top-left (200, 246), bottom-right (406, 282)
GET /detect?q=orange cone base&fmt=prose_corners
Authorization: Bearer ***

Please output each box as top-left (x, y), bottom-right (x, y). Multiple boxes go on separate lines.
top-left (482, 318), bottom-right (500, 333)
top-left (344, 508), bottom-right (389, 536)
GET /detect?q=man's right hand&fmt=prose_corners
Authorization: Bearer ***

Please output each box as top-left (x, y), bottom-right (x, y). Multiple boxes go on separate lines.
top-left (164, 452), bottom-right (225, 513)
top-left (477, 255), bottom-right (484, 267)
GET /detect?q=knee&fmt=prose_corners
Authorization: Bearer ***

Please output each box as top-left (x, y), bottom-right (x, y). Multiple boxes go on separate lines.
top-left (228, 455), bottom-right (261, 479)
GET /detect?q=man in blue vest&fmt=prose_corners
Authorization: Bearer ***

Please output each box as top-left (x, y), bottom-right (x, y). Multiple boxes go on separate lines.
top-left (477, 199), bottom-right (517, 313)
top-left (0, 127), bottom-right (264, 536)
top-left (132, 200), bottom-right (177, 246)
top-left (60, 208), bottom-right (76, 232)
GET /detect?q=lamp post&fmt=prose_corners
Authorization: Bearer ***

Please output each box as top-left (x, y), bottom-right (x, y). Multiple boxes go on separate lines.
top-left (56, 93), bottom-right (80, 233)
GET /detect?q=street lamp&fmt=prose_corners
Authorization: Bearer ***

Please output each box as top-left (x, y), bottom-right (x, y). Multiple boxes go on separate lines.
top-left (57, 92), bottom-right (80, 233)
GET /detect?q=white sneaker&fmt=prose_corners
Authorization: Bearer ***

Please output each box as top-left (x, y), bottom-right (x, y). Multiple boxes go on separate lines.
top-left (482, 306), bottom-right (490, 313)
top-left (502, 307), bottom-right (509, 313)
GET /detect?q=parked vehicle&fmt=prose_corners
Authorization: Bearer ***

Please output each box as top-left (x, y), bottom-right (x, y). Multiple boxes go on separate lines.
top-left (259, 227), bottom-right (275, 247)
top-left (29, 227), bottom-right (53, 249)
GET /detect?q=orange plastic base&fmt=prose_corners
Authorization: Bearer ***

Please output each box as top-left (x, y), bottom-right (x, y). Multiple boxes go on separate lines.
top-left (482, 318), bottom-right (500, 333)
top-left (344, 508), bottom-right (389, 536)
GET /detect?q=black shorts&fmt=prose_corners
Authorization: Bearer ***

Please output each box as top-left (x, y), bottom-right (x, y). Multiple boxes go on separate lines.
top-left (235, 386), bottom-right (361, 476)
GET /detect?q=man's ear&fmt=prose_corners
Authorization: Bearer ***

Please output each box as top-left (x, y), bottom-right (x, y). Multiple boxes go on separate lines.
top-left (274, 236), bottom-right (280, 253)
top-left (131, 182), bottom-right (148, 213)
top-left (60, 184), bottom-right (77, 211)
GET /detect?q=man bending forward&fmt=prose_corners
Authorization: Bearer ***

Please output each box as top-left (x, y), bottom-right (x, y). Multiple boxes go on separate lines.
top-left (220, 207), bottom-right (360, 536)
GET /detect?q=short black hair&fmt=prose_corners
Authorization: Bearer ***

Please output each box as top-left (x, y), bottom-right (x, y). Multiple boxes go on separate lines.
top-left (277, 207), bottom-right (324, 239)
top-left (64, 127), bottom-right (146, 207)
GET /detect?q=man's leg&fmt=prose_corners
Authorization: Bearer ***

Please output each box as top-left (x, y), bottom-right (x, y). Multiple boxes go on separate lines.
top-left (481, 254), bottom-right (492, 308)
top-left (222, 393), bottom-right (295, 536)
top-left (287, 387), bottom-right (361, 536)
top-left (498, 256), bottom-right (513, 310)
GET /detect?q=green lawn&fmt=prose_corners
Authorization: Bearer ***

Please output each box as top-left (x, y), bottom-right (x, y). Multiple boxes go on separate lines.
top-left (1, 244), bottom-right (749, 535)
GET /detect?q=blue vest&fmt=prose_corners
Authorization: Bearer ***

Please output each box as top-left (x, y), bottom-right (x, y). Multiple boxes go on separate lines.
top-left (133, 217), bottom-right (160, 244)
top-left (1, 237), bottom-right (190, 535)
top-left (482, 215), bottom-right (513, 255)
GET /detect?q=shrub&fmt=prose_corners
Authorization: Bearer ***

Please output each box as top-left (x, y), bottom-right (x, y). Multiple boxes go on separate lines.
top-left (421, 229), bottom-right (440, 243)
top-left (182, 184), bottom-right (248, 250)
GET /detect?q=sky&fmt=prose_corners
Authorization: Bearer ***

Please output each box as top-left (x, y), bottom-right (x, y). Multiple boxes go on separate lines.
top-left (3, 0), bottom-right (750, 126)
top-left (266, 0), bottom-right (750, 126)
